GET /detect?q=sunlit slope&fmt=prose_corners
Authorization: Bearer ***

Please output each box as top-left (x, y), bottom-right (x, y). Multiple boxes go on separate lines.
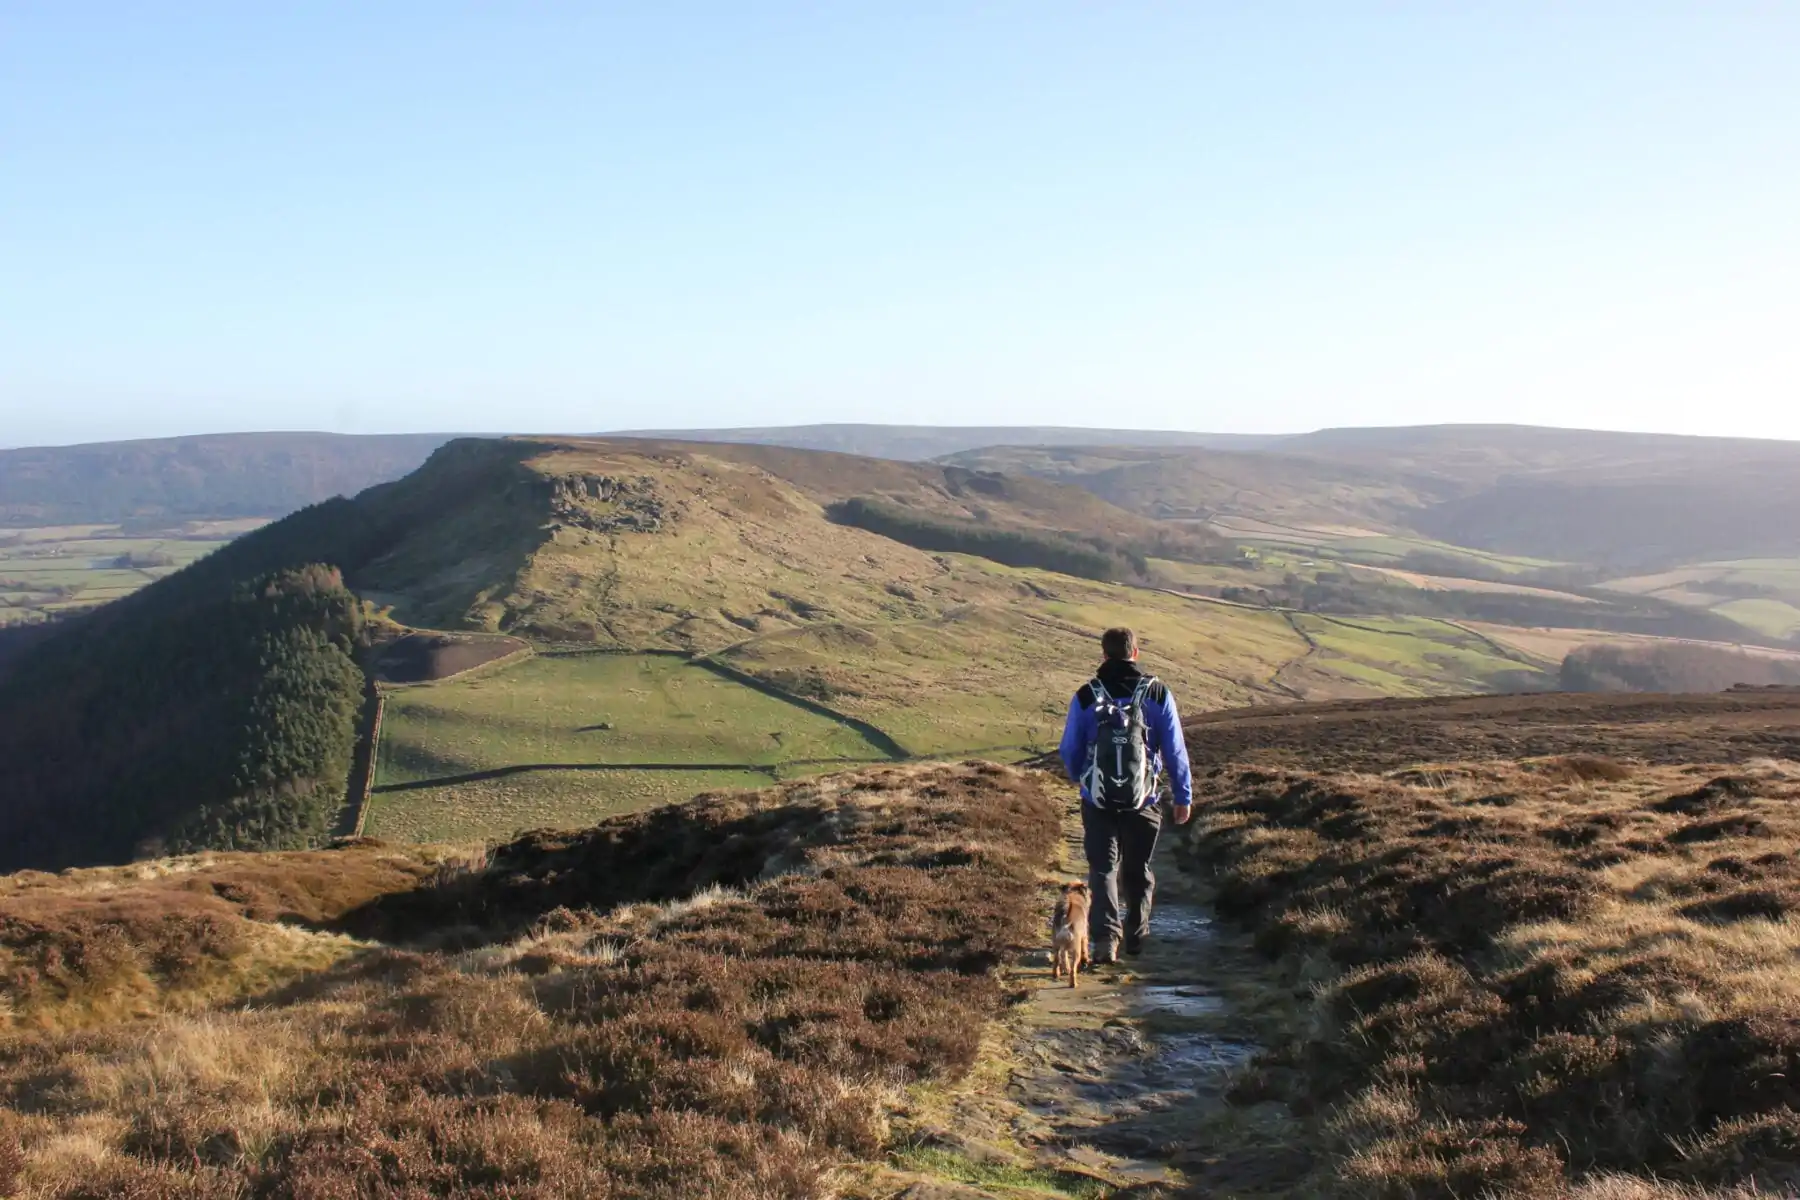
top-left (356, 438), bottom-right (1193, 644)
top-left (366, 440), bottom-right (1539, 719)
top-left (941, 443), bottom-right (1445, 529)
top-left (332, 438), bottom-right (1545, 842)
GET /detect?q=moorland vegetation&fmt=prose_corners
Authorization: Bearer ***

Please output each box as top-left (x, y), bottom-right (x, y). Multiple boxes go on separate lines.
top-left (0, 761), bottom-right (1059, 1199)
top-left (1180, 689), bottom-right (1800, 1197)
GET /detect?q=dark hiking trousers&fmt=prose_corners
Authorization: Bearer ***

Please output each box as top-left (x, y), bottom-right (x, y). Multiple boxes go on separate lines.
top-left (1082, 801), bottom-right (1163, 954)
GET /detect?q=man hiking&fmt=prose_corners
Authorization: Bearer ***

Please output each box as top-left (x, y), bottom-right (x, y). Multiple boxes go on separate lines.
top-left (1057, 627), bottom-right (1193, 964)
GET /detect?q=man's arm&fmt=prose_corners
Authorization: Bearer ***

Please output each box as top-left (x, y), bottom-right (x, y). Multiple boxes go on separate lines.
top-left (1057, 693), bottom-right (1088, 785)
top-left (1151, 688), bottom-right (1195, 818)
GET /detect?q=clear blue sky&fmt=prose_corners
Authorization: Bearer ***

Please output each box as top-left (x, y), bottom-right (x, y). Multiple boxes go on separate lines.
top-left (3, 3), bottom-right (1796, 448)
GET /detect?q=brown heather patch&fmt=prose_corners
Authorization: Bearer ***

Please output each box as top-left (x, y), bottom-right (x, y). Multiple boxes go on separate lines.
top-left (1189, 755), bottom-right (1800, 1198)
top-left (0, 842), bottom-right (459, 1032)
top-left (0, 761), bottom-right (1060, 1197)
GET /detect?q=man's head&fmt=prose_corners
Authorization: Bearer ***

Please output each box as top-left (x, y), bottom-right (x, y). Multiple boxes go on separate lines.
top-left (1101, 627), bottom-right (1138, 662)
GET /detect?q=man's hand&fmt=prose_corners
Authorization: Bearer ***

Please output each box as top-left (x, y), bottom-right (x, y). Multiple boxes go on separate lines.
top-left (1173, 802), bottom-right (1192, 825)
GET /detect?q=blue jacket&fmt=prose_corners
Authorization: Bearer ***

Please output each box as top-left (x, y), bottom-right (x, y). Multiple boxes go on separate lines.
top-left (1058, 662), bottom-right (1194, 809)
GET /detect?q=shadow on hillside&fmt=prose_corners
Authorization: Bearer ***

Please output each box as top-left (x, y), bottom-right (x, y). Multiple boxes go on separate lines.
top-left (371, 757), bottom-right (895, 793)
top-left (332, 795), bottom-right (845, 948)
top-left (371, 744), bottom-right (1040, 794)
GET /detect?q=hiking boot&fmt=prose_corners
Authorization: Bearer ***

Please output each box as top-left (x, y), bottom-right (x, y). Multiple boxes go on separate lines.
top-left (1091, 945), bottom-right (1119, 966)
top-left (1123, 936), bottom-right (1144, 958)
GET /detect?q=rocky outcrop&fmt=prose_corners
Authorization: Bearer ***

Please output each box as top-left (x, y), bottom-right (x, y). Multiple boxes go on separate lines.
top-left (545, 473), bottom-right (667, 533)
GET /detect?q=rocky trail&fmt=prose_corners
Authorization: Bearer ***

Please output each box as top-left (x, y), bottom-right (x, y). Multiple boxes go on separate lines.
top-left (868, 811), bottom-right (1311, 1199)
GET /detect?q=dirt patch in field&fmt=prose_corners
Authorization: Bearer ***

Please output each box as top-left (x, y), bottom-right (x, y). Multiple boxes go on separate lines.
top-left (372, 631), bottom-right (528, 684)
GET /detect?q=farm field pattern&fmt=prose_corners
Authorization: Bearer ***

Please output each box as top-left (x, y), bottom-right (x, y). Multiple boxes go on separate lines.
top-left (0, 520), bottom-right (260, 624)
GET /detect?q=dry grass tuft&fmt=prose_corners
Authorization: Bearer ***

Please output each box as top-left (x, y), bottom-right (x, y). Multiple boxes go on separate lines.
top-left (0, 841), bottom-right (459, 1031)
top-left (1190, 754), bottom-right (1800, 1198)
top-left (0, 761), bottom-right (1059, 1197)
top-left (1535, 754), bottom-right (1636, 784)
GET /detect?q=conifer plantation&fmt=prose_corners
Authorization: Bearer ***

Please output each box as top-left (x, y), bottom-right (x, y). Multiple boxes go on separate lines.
top-left (0, 561), bottom-right (366, 870)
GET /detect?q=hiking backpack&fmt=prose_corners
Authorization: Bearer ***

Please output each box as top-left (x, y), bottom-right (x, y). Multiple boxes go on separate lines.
top-left (1082, 676), bottom-right (1158, 811)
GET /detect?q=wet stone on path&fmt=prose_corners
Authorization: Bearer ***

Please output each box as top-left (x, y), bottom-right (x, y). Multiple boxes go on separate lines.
top-left (1006, 900), bottom-right (1259, 1185)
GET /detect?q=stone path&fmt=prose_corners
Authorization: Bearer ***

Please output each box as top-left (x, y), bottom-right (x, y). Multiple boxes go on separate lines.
top-left (1002, 823), bottom-right (1261, 1192)
top-left (869, 813), bottom-right (1312, 1199)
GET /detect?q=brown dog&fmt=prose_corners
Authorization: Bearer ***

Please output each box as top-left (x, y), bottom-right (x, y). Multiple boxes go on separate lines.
top-left (1051, 882), bottom-right (1091, 988)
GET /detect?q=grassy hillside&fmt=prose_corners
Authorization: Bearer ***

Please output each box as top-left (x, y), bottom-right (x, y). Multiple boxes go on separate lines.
top-left (1413, 470), bottom-right (1800, 572)
top-left (954, 425), bottom-right (1800, 580)
top-left (339, 439), bottom-right (1542, 842)
top-left (0, 432), bottom-right (451, 525)
top-left (368, 652), bottom-right (900, 841)
top-left (0, 435), bottom-right (1552, 864)
top-left (942, 444), bottom-right (1448, 531)
top-left (1601, 558), bottom-right (1800, 641)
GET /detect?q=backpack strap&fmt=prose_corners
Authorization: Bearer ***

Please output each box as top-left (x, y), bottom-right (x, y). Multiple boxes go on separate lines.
top-left (1133, 676), bottom-right (1163, 805)
top-left (1079, 676), bottom-right (1111, 803)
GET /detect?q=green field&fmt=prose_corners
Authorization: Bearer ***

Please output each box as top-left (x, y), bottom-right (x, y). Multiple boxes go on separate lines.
top-left (365, 571), bottom-right (1551, 844)
top-left (366, 652), bottom-right (905, 842)
top-left (1303, 535), bottom-right (1557, 575)
top-left (1205, 517), bottom-right (1562, 577)
top-left (0, 522), bottom-right (255, 624)
top-left (1713, 598), bottom-right (1800, 640)
top-left (1602, 558), bottom-right (1800, 643)
top-left (1294, 613), bottom-right (1541, 696)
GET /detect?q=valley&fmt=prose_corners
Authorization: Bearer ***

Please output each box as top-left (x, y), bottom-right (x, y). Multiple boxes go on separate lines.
top-left (337, 434), bottom-right (1554, 843)
top-left (0, 519), bottom-right (260, 626)
top-left (4, 423), bottom-right (1800, 1196)
top-left (11, 424), bottom-right (1800, 866)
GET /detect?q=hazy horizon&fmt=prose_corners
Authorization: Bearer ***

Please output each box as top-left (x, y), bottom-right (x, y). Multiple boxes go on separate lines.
top-left (5, 5), bottom-right (1797, 447)
top-left (12, 416), bottom-right (1800, 455)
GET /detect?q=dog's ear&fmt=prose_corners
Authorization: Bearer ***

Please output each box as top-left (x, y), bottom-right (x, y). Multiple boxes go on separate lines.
top-left (1071, 882), bottom-right (1089, 893)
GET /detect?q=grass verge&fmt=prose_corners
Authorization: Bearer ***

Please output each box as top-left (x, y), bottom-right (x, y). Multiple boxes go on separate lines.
top-left (887, 1145), bottom-right (1109, 1197)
